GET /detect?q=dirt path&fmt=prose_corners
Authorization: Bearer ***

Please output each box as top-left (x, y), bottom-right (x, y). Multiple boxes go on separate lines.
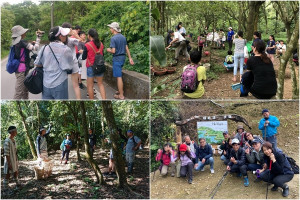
top-left (151, 46), bottom-right (298, 99)
top-left (1, 148), bottom-right (149, 199)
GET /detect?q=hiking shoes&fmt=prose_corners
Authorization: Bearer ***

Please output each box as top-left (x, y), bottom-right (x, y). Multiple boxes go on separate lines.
top-left (282, 185), bottom-right (289, 197)
top-left (271, 185), bottom-right (278, 191)
top-left (200, 168), bottom-right (205, 172)
top-left (244, 177), bottom-right (249, 187)
top-left (188, 179), bottom-right (193, 184)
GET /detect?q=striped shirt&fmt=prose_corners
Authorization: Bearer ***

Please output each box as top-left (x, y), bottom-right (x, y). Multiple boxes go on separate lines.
top-left (3, 138), bottom-right (18, 174)
top-left (233, 38), bottom-right (246, 54)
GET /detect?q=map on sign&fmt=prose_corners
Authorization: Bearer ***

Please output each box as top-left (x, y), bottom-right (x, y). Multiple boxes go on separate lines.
top-left (197, 121), bottom-right (228, 144)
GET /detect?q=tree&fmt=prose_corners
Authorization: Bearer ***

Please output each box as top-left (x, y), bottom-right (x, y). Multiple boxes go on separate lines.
top-left (245, 1), bottom-right (265, 41)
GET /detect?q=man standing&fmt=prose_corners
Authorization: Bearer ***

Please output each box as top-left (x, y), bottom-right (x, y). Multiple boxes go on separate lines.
top-left (36, 125), bottom-right (52, 162)
top-left (3, 126), bottom-right (20, 189)
top-left (227, 27), bottom-right (234, 51)
top-left (125, 130), bottom-right (141, 174)
top-left (165, 29), bottom-right (190, 65)
top-left (194, 138), bottom-right (214, 173)
top-left (88, 128), bottom-right (97, 157)
top-left (107, 22), bottom-right (134, 100)
top-left (259, 109), bottom-right (280, 149)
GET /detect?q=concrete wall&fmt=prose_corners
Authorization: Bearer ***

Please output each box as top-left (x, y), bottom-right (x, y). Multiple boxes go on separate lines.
top-left (103, 63), bottom-right (149, 99)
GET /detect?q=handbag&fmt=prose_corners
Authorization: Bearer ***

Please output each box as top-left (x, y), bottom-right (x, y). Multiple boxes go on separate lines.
top-left (48, 45), bottom-right (72, 74)
top-left (87, 42), bottom-right (106, 75)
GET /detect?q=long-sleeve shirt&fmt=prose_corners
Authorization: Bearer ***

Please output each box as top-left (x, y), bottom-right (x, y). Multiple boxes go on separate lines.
top-left (258, 115), bottom-right (280, 137)
top-left (196, 144), bottom-right (213, 162)
top-left (263, 149), bottom-right (293, 175)
top-left (36, 127), bottom-right (51, 155)
top-left (88, 133), bottom-right (97, 147)
top-left (155, 151), bottom-right (175, 166)
top-left (173, 151), bottom-right (196, 166)
top-left (228, 147), bottom-right (246, 167)
top-left (246, 148), bottom-right (264, 165)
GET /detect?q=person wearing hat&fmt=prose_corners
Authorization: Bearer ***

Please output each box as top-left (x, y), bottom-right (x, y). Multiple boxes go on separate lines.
top-left (245, 139), bottom-right (264, 174)
top-left (10, 25), bottom-right (43, 99)
top-left (106, 22), bottom-right (134, 100)
top-left (233, 124), bottom-right (246, 147)
top-left (34, 26), bottom-right (74, 99)
top-left (259, 109), bottom-right (280, 149)
top-left (226, 138), bottom-right (249, 187)
top-left (125, 130), bottom-right (141, 174)
top-left (165, 28), bottom-right (190, 66)
top-left (175, 143), bottom-right (196, 184)
top-left (227, 27), bottom-right (234, 51)
top-left (36, 124), bottom-right (52, 162)
top-left (60, 134), bottom-right (72, 164)
top-left (220, 132), bottom-right (233, 165)
top-left (3, 126), bottom-right (20, 189)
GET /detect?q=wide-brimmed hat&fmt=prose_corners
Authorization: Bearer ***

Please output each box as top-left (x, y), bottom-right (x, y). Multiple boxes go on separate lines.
top-left (236, 125), bottom-right (244, 131)
top-left (11, 25), bottom-right (29, 45)
top-left (107, 22), bottom-right (121, 33)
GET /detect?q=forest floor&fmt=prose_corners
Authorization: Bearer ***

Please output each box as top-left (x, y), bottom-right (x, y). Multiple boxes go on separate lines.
top-left (151, 101), bottom-right (299, 199)
top-left (1, 147), bottom-right (149, 199)
top-left (151, 42), bottom-right (298, 99)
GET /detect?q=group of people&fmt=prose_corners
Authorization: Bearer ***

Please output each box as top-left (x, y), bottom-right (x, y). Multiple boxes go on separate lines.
top-left (9, 22), bottom-right (134, 100)
top-left (155, 109), bottom-right (295, 197)
top-left (3, 124), bottom-right (142, 189)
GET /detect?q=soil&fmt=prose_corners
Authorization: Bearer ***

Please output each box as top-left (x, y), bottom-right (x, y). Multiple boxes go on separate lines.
top-left (151, 44), bottom-right (298, 99)
top-left (1, 148), bottom-right (149, 199)
top-left (150, 101), bottom-right (299, 199)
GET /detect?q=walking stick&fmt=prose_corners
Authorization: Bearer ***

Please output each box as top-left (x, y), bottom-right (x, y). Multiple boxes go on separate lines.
top-left (264, 125), bottom-right (267, 142)
top-left (209, 171), bottom-right (229, 199)
top-left (266, 160), bottom-right (273, 199)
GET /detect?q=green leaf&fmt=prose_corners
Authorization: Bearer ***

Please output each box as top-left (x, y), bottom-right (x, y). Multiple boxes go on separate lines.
top-left (151, 8), bottom-right (160, 21)
top-left (150, 36), bottom-right (167, 67)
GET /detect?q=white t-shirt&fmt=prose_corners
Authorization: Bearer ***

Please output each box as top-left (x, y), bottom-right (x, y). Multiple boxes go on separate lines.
top-left (174, 32), bottom-right (185, 42)
top-left (277, 43), bottom-right (286, 52)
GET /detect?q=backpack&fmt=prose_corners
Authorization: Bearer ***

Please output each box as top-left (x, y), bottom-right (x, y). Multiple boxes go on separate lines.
top-left (181, 64), bottom-right (199, 93)
top-left (227, 55), bottom-right (233, 64)
top-left (60, 140), bottom-right (65, 151)
top-left (285, 155), bottom-right (299, 174)
top-left (87, 43), bottom-right (106, 75)
top-left (131, 136), bottom-right (142, 151)
top-left (6, 46), bottom-right (25, 74)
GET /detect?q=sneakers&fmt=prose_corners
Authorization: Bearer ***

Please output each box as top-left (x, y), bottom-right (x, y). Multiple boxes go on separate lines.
top-left (188, 179), bottom-right (193, 184)
top-left (79, 83), bottom-right (84, 89)
top-left (200, 168), bottom-right (205, 172)
top-left (65, 160), bottom-right (68, 164)
top-left (244, 177), bottom-right (249, 187)
top-left (282, 185), bottom-right (289, 197)
top-left (171, 173), bottom-right (175, 177)
top-left (210, 169), bottom-right (214, 174)
top-left (271, 185), bottom-right (278, 191)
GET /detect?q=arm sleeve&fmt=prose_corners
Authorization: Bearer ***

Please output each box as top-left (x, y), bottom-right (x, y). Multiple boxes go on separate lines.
top-left (171, 153), bottom-right (177, 162)
top-left (110, 38), bottom-right (116, 48)
top-left (269, 116), bottom-right (280, 127)
top-left (190, 151), bottom-right (196, 159)
top-left (271, 153), bottom-right (285, 174)
top-left (26, 36), bottom-right (41, 51)
top-left (45, 126), bottom-right (51, 136)
top-left (258, 119), bottom-right (265, 130)
top-left (3, 140), bottom-right (10, 156)
top-left (237, 150), bottom-right (246, 166)
top-left (204, 145), bottom-right (213, 160)
top-left (156, 151), bottom-right (162, 161)
top-left (81, 46), bottom-right (88, 60)
top-left (34, 45), bottom-right (47, 65)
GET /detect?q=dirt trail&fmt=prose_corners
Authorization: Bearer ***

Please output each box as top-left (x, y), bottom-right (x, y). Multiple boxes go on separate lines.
top-left (1, 148), bottom-right (149, 199)
top-left (151, 46), bottom-right (298, 99)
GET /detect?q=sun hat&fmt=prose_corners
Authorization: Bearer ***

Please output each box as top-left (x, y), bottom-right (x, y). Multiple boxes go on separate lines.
top-left (228, 27), bottom-right (232, 30)
top-left (11, 25), bottom-right (29, 45)
top-left (236, 125), bottom-right (244, 131)
top-left (107, 22), bottom-right (121, 33)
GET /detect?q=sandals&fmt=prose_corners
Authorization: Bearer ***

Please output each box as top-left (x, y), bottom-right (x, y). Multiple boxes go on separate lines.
top-left (114, 94), bottom-right (125, 100)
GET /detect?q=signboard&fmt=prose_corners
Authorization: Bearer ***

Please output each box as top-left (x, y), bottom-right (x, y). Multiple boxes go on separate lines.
top-left (197, 121), bottom-right (228, 144)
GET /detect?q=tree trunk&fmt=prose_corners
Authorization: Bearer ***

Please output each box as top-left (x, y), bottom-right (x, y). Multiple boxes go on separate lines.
top-left (101, 101), bottom-right (128, 188)
top-left (289, 58), bottom-right (299, 99)
top-left (238, 2), bottom-right (243, 31)
top-left (161, 1), bottom-right (165, 34)
top-left (51, 1), bottom-right (54, 28)
top-left (263, 3), bottom-right (268, 34)
top-left (276, 20), bottom-right (299, 99)
top-left (16, 102), bottom-right (37, 159)
top-left (79, 101), bottom-right (105, 185)
top-left (245, 1), bottom-right (264, 41)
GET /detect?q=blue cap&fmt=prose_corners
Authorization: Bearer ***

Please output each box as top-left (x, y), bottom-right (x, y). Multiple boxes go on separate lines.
top-left (223, 131), bottom-right (228, 135)
top-left (262, 109), bottom-right (269, 114)
top-left (252, 139), bottom-right (262, 144)
top-left (127, 130), bottom-right (133, 133)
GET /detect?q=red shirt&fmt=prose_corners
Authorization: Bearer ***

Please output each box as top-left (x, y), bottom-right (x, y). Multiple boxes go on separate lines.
top-left (85, 41), bottom-right (104, 67)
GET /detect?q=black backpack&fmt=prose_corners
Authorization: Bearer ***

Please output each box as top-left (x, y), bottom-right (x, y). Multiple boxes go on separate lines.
top-left (87, 42), bottom-right (106, 75)
top-left (286, 156), bottom-right (299, 174)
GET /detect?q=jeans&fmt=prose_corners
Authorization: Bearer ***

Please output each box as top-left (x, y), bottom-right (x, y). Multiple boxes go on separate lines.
top-left (220, 155), bottom-right (230, 165)
top-left (260, 169), bottom-right (294, 188)
top-left (266, 135), bottom-right (277, 150)
top-left (234, 53), bottom-right (244, 76)
top-left (62, 149), bottom-right (70, 161)
top-left (195, 157), bottom-right (214, 171)
top-left (180, 162), bottom-right (194, 181)
top-left (247, 163), bottom-right (262, 171)
top-left (230, 164), bottom-right (248, 176)
top-left (126, 152), bottom-right (135, 173)
top-left (42, 79), bottom-right (68, 100)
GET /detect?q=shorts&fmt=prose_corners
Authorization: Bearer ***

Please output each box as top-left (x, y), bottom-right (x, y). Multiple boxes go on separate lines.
top-left (87, 67), bottom-right (104, 78)
top-left (78, 66), bottom-right (82, 75)
top-left (72, 62), bottom-right (79, 74)
top-left (113, 61), bottom-right (124, 77)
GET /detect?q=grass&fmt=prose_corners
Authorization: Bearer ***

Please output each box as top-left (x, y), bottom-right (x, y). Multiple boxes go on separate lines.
top-left (1, 49), bottom-right (10, 59)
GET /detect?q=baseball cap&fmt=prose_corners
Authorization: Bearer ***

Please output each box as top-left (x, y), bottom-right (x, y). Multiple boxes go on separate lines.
top-left (232, 138), bottom-right (240, 145)
top-left (252, 139), bottom-right (261, 144)
top-left (262, 109), bottom-right (269, 114)
top-left (223, 131), bottom-right (228, 135)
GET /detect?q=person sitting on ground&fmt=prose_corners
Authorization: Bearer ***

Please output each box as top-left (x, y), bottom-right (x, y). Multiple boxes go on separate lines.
top-left (224, 50), bottom-right (234, 70)
top-left (258, 142), bottom-right (294, 197)
top-left (182, 51), bottom-right (206, 99)
top-left (226, 138), bottom-right (249, 187)
top-left (36, 124), bottom-right (52, 163)
top-left (233, 124), bottom-right (246, 147)
top-left (60, 134), bottom-right (72, 164)
top-left (276, 40), bottom-right (286, 57)
top-left (220, 132), bottom-right (232, 165)
top-left (245, 139), bottom-right (264, 175)
top-left (194, 138), bottom-right (214, 173)
top-left (183, 135), bottom-right (198, 164)
top-left (174, 144), bottom-right (196, 184)
top-left (155, 143), bottom-right (176, 177)
top-left (3, 126), bottom-right (20, 189)
top-left (240, 40), bottom-right (277, 99)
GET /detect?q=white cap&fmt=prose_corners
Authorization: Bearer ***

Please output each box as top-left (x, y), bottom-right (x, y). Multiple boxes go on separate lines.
top-left (232, 138), bottom-right (240, 145)
top-left (55, 26), bottom-right (70, 37)
top-left (228, 27), bottom-right (232, 30)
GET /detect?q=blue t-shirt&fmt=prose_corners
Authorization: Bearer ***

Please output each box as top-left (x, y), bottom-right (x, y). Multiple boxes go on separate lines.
top-left (126, 136), bottom-right (141, 154)
top-left (267, 40), bottom-right (276, 54)
top-left (227, 30), bottom-right (234, 41)
top-left (110, 33), bottom-right (127, 62)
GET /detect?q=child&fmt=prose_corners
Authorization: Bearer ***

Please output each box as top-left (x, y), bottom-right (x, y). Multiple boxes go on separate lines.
top-left (224, 50), bottom-right (234, 71)
top-left (182, 51), bottom-right (206, 98)
top-left (155, 144), bottom-right (176, 177)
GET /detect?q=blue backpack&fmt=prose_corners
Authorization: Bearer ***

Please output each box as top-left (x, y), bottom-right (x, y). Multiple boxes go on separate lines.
top-left (6, 46), bottom-right (25, 74)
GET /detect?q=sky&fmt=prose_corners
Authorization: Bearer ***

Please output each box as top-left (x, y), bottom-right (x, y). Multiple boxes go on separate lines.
top-left (1, 0), bottom-right (41, 5)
